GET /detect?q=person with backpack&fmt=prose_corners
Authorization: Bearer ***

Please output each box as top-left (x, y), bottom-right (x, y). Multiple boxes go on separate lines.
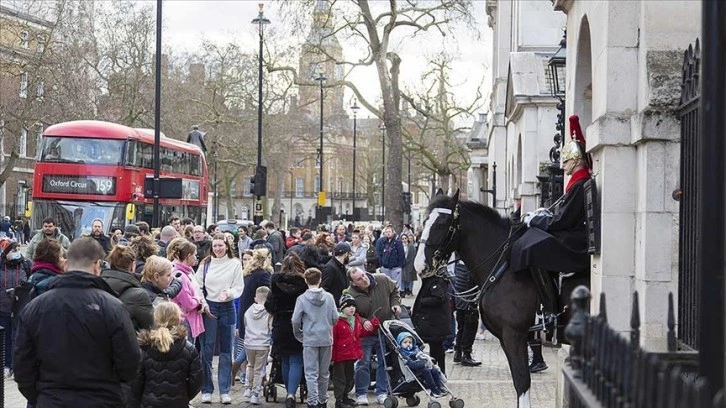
top-left (130, 301), bottom-right (203, 408)
top-left (0, 239), bottom-right (32, 378)
top-left (140, 256), bottom-right (175, 306)
top-left (101, 245), bottom-right (154, 332)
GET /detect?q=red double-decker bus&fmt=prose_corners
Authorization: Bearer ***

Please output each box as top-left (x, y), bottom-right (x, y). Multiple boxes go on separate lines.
top-left (32, 120), bottom-right (209, 239)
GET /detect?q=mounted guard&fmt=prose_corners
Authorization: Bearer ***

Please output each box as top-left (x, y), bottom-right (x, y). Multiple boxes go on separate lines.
top-left (510, 114), bottom-right (592, 325)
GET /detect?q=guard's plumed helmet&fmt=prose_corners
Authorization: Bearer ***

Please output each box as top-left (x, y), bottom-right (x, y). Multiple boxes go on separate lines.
top-left (562, 115), bottom-right (592, 169)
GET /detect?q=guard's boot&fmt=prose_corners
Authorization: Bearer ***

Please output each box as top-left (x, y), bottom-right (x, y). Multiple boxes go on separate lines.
top-left (453, 349), bottom-right (462, 364)
top-left (530, 268), bottom-right (559, 329)
top-left (460, 352), bottom-right (482, 367)
top-left (528, 340), bottom-right (548, 373)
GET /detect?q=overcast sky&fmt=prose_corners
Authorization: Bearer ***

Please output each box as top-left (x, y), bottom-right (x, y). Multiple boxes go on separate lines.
top-left (161, 0), bottom-right (493, 122)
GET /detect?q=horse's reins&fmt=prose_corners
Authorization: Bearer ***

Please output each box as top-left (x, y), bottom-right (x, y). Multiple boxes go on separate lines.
top-left (424, 202), bottom-right (526, 302)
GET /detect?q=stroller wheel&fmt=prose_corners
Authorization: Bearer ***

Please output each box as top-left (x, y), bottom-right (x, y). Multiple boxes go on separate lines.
top-left (406, 395), bottom-right (421, 406)
top-left (448, 399), bottom-right (465, 408)
top-left (384, 397), bottom-right (399, 408)
top-left (271, 384), bottom-right (278, 402)
top-left (427, 402), bottom-right (442, 408)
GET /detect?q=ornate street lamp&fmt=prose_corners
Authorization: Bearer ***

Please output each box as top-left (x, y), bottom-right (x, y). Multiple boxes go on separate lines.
top-left (350, 99), bottom-right (360, 220)
top-left (548, 31), bottom-right (567, 98)
top-left (251, 3), bottom-right (270, 225)
top-left (540, 30), bottom-right (567, 207)
top-left (315, 71), bottom-right (327, 226)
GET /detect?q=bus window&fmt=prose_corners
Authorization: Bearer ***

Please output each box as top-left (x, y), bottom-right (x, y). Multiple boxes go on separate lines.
top-left (190, 154), bottom-right (201, 176)
top-left (40, 137), bottom-right (124, 165)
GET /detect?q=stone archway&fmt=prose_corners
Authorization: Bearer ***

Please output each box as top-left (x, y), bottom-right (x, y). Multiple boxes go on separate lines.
top-left (573, 16), bottom-right (593, 128)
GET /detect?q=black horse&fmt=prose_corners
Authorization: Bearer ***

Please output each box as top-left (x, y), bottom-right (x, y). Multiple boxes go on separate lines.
top-left (414, 190), bottom-right (588, 407)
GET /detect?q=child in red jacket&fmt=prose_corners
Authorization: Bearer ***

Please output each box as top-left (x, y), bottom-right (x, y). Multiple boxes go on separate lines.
top-left (332, 294), bottom-right (379, 408)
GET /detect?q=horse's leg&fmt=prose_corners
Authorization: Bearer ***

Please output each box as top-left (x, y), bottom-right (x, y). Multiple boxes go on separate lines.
top-left (501, 328), bottom-right (532, 408)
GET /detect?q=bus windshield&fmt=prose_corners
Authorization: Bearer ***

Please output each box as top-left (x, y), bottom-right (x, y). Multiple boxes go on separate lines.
top-left (39, 137), bottom-right (125, 165)
top-left (32, 200), bottom-right (126, 240)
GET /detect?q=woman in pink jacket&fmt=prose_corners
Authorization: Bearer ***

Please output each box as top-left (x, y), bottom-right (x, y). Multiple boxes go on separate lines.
top-left (167, 237), bottom-right (208, 341)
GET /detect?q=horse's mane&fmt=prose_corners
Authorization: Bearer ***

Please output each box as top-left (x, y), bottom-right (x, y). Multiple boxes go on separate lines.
top-left (428, 195), bottom-right (512, 229)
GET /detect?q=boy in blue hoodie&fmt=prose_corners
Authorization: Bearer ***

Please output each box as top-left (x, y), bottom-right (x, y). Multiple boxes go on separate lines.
top-left (292, 268), bottom-right (339, 408)
top-left (397, 332), bottom-right (447, 397)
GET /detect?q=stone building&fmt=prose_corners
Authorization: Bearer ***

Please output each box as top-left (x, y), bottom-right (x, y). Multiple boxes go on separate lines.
top-left (553, 0), bottom-right (699, 350)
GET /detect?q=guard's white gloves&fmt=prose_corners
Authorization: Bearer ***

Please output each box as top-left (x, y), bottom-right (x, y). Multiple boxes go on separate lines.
top-left (523, 212), bottom-right (535, 227)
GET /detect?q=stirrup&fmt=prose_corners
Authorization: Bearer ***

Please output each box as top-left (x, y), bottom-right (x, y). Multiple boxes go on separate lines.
top-left (529, 312), bottom-right (558, 333)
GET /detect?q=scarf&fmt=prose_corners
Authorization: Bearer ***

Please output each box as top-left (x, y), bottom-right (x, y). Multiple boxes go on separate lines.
top-left (565, 168), bottom-right (591, 193)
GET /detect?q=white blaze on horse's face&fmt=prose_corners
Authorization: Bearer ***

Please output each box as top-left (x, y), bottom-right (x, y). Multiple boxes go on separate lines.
top-left (414, 207), bottom-right (452, 273)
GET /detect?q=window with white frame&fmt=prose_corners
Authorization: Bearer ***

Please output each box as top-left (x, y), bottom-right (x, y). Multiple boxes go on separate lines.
top-left (19, 72), bottom-right (28, 98)
top-left (243, 177), bottom-right (252, 197)
top-left (36, 82), bottom-right (44, 99)
top-left (19, 128), bottom-right (28, 157)
top-left (20, 31), bottom-right (29, 49)
top-left (295, 177), bottom-right (304, 198)
top-left (34, 124), bottom-right (43, 159)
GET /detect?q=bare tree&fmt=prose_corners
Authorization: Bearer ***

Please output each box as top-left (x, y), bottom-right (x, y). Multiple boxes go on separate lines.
top-left (274, 0), bottom-right (476, 228)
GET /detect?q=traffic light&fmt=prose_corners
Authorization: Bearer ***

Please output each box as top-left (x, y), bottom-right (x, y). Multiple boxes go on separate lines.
top-left (402, 192), bottom-right (412, 213)
top-left (250, 165), bottom-right (267, 197)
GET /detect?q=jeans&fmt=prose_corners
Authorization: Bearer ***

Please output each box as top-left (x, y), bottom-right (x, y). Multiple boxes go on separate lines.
top-left (234, 340), bottom-right (247, 364)
top-left (355, 335), bottom-right (388, 397)
top-left (281, 352), bottom-right (304, 396)
top-left (201, 300), bottom-right (236, 394)
top-left (0, 315), bottom-right (13, 369)
top-left (380, 267), bottom-right (402, 289)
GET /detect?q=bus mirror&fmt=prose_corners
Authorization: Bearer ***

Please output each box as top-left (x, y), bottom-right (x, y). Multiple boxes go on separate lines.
top-left (125, 203), bottom-right (136, 221)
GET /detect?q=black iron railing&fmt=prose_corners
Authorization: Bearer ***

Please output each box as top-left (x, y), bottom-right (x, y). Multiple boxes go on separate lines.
top-left (563, 287), bottom-right (724, 408)
top-left (677, 39), bottom-right (701, 351)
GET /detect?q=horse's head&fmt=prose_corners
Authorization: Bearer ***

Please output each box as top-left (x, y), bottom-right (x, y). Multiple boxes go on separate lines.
top-left (414, 189), bottom-right (461, 275)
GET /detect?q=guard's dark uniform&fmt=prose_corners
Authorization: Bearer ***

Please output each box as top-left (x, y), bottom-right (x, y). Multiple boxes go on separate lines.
top-left (511, 168), bottom-right (590, 274)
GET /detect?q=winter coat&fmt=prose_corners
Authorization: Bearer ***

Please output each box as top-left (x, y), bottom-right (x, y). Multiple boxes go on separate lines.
top-left (27, 262), bottom-right (63, 296)
top-left (130, 329), bottom-right (203, 408)
top-left (237, 268), bottom-right (271, 336)
top-left (347, 273), bottom-right (401, 325)
top-left (14, 271), bottom-right (140, 407)
top-left (265, 273), bottom-right (306, 354)
top-left (100, 269), bottom-right (154, 331)
top-left (402, 242), bottom-right (418, 283)
top-left (375, 237), bottom-right (405, 269)
top-left (25, 228), bottom-right (71, 259)
top-left (267, 230), bottom-right (287, 265)
top-left (0, 256), bottom-right (32, 316)
top-left (321, 256), bottom-right (348, 307)
top-left (332, 313), bottom-right (378, 362)
top-left (91, 234), bottom-right (113, 255)
top-left (291, 288), bottom-right (338, 346)
top-left (298, 244), bottom-right (331, 269)
top-left (348, 244), bottom-right (366, 268)
top-left (172, 262), bottom-right (205, 338)
top-left (412, 276), bottom-right (452, 343)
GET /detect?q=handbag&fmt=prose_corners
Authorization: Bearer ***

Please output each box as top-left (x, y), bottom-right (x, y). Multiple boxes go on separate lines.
top-left (202, 260), bottom-right (210, 299)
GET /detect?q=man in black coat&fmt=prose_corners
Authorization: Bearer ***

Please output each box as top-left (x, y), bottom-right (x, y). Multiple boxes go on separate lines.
top-left (90, 218), bottom-right (113, 254)
top-left (14, 237), bottom-right (140, 407)
top-left (322, 242), bottom-right (352, 307)
top-left (452, 261), bottom-right (482, 367)
top-left (186, 125), bottom-right (207, 153)
top-left (263, 222), bottom-right (286, 266)
top-left (511, 116), bottom-right (591, 324)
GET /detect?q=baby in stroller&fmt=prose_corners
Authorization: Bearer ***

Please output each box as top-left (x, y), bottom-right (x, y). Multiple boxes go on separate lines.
top-left (396, 332), bottom-right (447, 398)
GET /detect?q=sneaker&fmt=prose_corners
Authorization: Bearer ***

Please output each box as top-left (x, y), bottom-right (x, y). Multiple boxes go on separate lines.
top-left (355, 395), bottom-right (369, 406)
top-left (220, 394), bottom-right (232, 405)
top-left (200, 393), bottom-right (212, 404)
top-left (250, 394), bottom-right (261, 405)
top-left (243, 389), bottom-right (252, 398)
top-left (375, 394), bottom-right (387, 405)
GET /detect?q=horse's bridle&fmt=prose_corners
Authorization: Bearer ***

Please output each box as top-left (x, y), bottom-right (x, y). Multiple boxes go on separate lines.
top-left (419, 204), bottom-right (461, 276)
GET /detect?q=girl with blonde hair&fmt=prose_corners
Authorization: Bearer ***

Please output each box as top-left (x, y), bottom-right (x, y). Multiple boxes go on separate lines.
top-left (140, 255), bottom-right (174, 305)
top-left (130, 302), bottom-right (203, 407)
top-left (167, 237), bottom-right (207, 341)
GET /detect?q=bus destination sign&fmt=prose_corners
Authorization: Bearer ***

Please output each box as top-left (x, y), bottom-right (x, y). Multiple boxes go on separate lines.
top-left (42, 175), bottom-right (116, 196)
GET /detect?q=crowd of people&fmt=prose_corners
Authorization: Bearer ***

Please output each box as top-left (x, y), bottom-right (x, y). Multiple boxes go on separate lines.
top-left (1, 215), bottom-right (489, 408)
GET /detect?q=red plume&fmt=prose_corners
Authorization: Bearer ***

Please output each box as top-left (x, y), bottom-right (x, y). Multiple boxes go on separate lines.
top-left (569, 115), bottom-right (585, 145)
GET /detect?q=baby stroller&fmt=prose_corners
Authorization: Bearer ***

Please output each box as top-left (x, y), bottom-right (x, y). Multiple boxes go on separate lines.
top-left (263, 349), bottom-right (308, 403)
top-left (378, 320), bottom-right (465, 408)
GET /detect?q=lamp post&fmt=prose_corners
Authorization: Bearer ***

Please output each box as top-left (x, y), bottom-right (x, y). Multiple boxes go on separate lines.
top-left (151, 0), bottom-right (162, 228)
top-left (379, 123), bottom-right (386, 222)
top-left (315, 71), bottom-right (327, 226)
top-left (289, 170), bottom-right (294, 226)
top-left (542, 30), bottom-right (567, 207)
top-left (251, 3), bottom-right (270, 226)
top-left (338, 176), bottom-right (343, 219)
top-left (350, 99), bottom-right (360, 221)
